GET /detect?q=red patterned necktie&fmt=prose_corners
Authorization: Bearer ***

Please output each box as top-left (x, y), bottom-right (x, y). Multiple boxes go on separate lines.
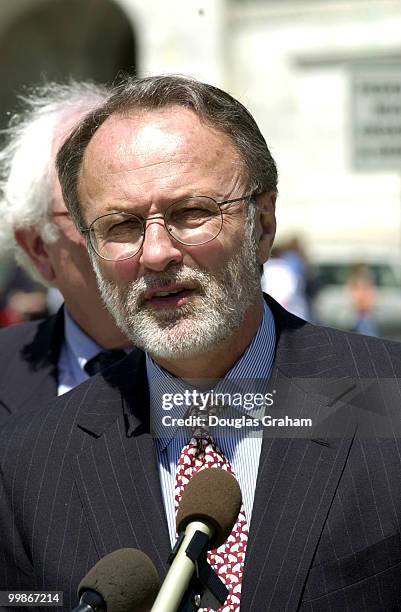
top-left (174, 435), bottom-right (249, 611)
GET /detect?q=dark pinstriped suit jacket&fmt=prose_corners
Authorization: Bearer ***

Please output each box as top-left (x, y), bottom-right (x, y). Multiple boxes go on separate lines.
top-left (0, 311), bottom-right (62, 427)
top-left (1, 296), bottom-right (401, 611)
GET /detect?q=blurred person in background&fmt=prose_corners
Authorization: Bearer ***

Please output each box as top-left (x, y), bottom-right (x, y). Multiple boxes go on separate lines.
top-left (281, 235), bottom-right (318, 318)
top-left (0, 82), bottom-right (130, 424)
top-left (0, 263), bottom-right (48, 325)
top-left (262, 242), bottom-right (310, 320)
top-left (347, 262), bottom-right (378, 337)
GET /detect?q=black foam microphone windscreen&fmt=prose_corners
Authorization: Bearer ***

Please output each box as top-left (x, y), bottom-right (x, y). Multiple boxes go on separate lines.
top-left (176, 467), bottom-right (242, 549)
top-left (77, 547), bottom-right (160, 612)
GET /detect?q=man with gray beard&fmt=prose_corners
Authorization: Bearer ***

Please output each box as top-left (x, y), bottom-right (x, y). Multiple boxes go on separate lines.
top-left (1, 76), bottom-right (401, 611)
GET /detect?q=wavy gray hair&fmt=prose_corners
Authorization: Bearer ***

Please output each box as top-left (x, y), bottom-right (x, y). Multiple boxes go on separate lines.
top-left (56, 75), bottom-right (278, 229)
top-left (0, 81), bottom-right (108, 281)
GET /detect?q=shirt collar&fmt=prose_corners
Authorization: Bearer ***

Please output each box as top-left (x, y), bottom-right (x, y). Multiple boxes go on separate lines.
top-left (63, 307), bottom-right (104, 373)
top-left (147, 301), bottom-right (276, 449)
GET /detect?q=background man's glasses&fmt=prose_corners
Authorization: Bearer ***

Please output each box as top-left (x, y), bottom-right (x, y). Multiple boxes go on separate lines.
top-left (80, 194), bottom-right (255, 261)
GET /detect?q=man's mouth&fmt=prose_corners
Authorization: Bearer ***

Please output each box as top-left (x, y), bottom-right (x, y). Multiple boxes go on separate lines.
top-left (144, 285), bottom-right (196, 309)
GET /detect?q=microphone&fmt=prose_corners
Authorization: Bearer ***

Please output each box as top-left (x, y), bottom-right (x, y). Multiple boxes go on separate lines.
top-left (151, 468), bottom-right (242, 612)
top-left (72, 548), bottom-right (160, 612)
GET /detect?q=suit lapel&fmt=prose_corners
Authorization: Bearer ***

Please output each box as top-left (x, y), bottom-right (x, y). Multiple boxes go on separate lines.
top-left (241, 297), bottom-right (358, 610)
top-left (71, 419), bottom-right (171, 580)
top-left (71, 350), bottom-right (171, 580)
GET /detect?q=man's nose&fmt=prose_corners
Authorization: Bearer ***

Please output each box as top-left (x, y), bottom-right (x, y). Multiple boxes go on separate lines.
top-left (138, 217), bottom-right (183, 271)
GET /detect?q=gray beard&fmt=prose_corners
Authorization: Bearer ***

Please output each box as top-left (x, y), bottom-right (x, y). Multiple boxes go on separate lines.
top-left (92, 215), bottom-right (262, 360)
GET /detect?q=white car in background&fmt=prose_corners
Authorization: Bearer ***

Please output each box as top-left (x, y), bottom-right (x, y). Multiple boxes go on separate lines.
top-left (311, 257), bottom-right (401, 341)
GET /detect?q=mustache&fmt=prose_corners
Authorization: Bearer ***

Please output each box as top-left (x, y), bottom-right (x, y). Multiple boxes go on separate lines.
top-left (126, 265), bottom-right (210, 305)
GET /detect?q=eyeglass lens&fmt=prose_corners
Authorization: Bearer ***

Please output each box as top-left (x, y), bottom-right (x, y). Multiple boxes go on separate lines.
top-left (89, 197), bottom-right (223, 261)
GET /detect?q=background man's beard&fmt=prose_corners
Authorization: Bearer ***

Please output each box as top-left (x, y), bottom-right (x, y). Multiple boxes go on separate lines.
top-left (92, 218), bottom-right (261, 359)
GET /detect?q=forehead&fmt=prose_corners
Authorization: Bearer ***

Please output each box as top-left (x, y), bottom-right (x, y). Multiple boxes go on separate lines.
top-left (79, 106), bottom-right (243, 193)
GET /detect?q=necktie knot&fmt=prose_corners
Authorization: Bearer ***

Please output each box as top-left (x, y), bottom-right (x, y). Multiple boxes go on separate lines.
top-left (186, 401), bottom-right (221, 439)
top-left (84, 349), bottom-right (126, 376)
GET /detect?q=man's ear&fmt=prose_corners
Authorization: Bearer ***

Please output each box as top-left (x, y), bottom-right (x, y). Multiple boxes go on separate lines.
top-left (255, 191), bottom-right (277, 265)
top-left (14, 229), bottom-right (55, 282)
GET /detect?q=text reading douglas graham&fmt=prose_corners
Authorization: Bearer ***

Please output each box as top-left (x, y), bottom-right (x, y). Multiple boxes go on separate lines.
top-left (162, 414), bottom-right (313, 428)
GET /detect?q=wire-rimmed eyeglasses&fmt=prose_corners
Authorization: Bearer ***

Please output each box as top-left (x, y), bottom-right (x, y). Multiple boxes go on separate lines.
top-left (80, 193), bottom-right (256, 261)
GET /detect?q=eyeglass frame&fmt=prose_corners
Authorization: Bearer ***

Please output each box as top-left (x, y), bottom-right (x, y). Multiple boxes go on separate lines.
top-left (79, 192), bottom-right (259, 261)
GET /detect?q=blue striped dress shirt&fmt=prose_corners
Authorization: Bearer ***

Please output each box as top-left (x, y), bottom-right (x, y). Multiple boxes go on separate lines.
top-left (147, 301), bottom-right (276, 546)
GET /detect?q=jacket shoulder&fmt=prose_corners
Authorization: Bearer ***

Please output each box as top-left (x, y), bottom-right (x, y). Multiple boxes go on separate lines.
top-left (267, 294), bottom-right (401, 377)
top-left (300, 319), bottom-right (401, 376)
top-left (0, 314), bottom-right (63, 421)
top-left (0, 317), bottom-right (44, 345)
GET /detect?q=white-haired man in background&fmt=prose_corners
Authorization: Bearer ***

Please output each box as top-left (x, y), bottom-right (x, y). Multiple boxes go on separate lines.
top-left (0, 82), bottom-right (130, 424)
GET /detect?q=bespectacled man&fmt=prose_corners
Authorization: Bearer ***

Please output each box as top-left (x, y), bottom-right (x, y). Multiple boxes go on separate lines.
top-left (1, 75), bottom-right (400, 611)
